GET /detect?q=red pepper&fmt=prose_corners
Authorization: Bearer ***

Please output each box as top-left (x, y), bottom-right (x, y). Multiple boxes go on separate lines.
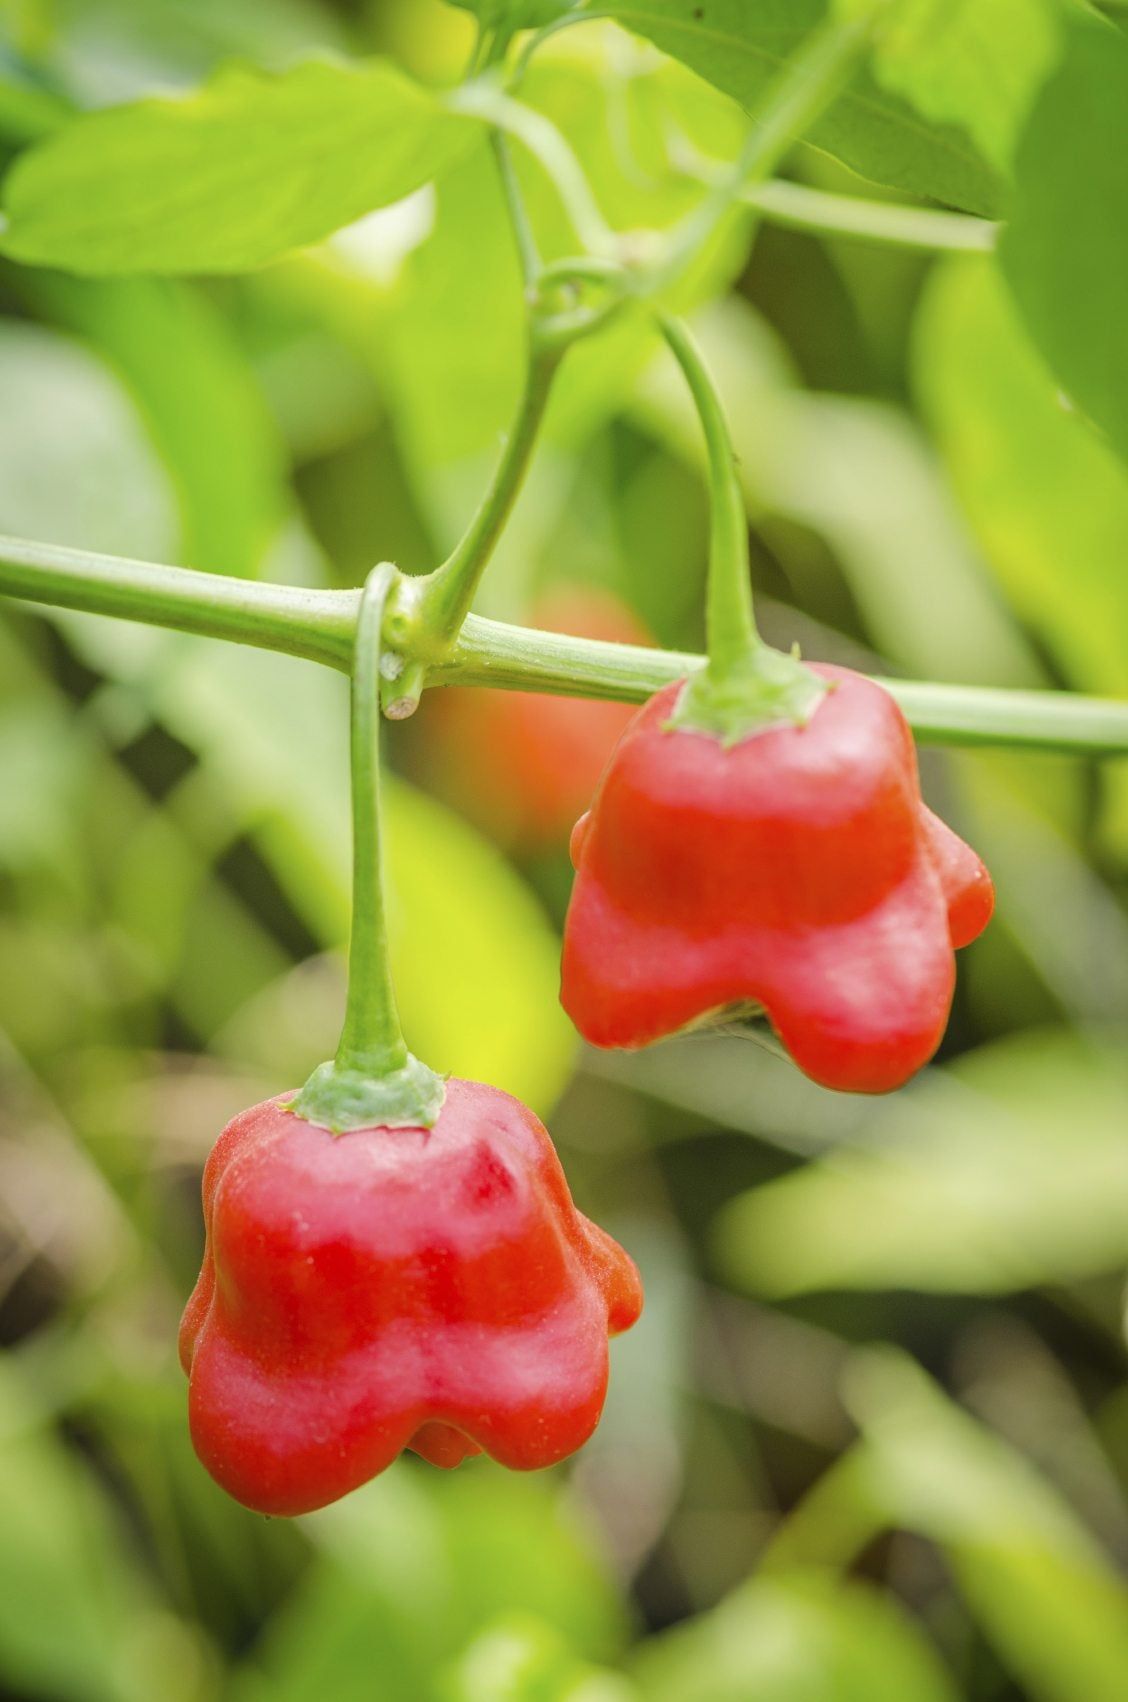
top-left (561, 665), bottom-right (993, 1094)
top-left (424, 587), bottom-right (652, 852)
top-left (180, 1079), bottom-right (642, 1517)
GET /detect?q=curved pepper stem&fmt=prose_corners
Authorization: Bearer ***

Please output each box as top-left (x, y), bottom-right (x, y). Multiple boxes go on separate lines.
top-left (292, 564), bottom-right (445, 1134)
top-left (657, 315), bottom-right (828, 742)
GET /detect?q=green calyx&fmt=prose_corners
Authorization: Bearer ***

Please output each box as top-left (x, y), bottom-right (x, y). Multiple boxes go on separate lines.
top-left (668, 646), bottom-right (831, 746)
top-left (288, 1054), bottom-right (447, 1136)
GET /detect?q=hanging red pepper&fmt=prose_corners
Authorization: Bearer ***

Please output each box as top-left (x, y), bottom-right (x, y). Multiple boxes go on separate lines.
top-left (181, 567), bottom-right (641, 1515)
top-left (561, 665), bottom-right (993, 1094)
top-left (560, 319), bottom-right (993, 1095)
top-left (180, 1080), bottom-right (642, 1516)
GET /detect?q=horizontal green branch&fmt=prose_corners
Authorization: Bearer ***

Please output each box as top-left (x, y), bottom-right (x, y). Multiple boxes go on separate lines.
top-left (0, 534), bottom-right (356, 668)
top-left (1, 534), bottom-right (1126, 756)
top-left (443, 617), bottom-right (1128, 754)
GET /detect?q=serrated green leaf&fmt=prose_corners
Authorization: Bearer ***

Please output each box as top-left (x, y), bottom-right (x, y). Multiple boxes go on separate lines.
top-left (604, 0), bottom-right (1003, 213)
top-left (1000, 14), bottom-right (1128, 464)
top-left (0, 56), bottom-right (477, 275)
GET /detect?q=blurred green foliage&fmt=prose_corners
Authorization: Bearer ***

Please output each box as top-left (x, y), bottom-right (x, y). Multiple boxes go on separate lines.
top-left (0, 1), bottom-right (1126, 1698)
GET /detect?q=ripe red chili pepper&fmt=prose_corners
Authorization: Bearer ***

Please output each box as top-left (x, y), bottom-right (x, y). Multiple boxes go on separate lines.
top-left (180, 1079), bottom-right (642, 1517)
top-left (561, 665), bottom-right (993, 1094)
top-left (423, 587), bottom-right (652, 852)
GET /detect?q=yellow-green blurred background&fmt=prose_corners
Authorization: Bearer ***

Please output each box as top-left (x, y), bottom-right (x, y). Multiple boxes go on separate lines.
top-left (0, 1), bottom-right (1127, 1697)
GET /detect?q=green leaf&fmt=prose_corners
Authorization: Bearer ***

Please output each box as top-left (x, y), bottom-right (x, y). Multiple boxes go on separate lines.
top-left (443, 1615), bottom-right (638, 1702)
top-left (914, 254), bottom-right (1128, 848)
top-left (0, 317), bottom-right (178, 562)
top-left (0, 56), bottom-right (477, 275)
top-left (0, 64), bottom-right (68, 146)
top-left (715, 1031), bottom-right (1128, 1296)
top-left (0, 1359), bottom-right (200, 1702)
top-left (847, 1350), bottom-right (1128, 1702)
top-left (18, 273), bottom-right (288, 573)
top-left (604, 0), bottom-right (1003, 214)
top-left (915, 257), bottom-right (1128, 702)
top-left (1000, 14), bottom-right (1128, 464)
top-left (866, 0), bottom-right (1059, 177)
top-left (633, 1566), bottom-right (960, 1702)
top-left (233, 1470), bottom-right (627, 1701)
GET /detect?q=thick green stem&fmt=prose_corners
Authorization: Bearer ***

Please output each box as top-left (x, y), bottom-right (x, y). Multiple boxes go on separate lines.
top-left (414, 339), bottom-right (560, 653)
top-left (0, 533), bottom-right (354, 666)
top-left (658, 314), bottom-right (759, 669)
top-left (442, 618), bottom-right (1128, 757)
top-left (2, 534), bottom-right (1128, 756)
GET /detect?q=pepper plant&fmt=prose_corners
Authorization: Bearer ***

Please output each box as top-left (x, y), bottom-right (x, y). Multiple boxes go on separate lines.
top-left (0, 0), bottom-right (1127, 1691)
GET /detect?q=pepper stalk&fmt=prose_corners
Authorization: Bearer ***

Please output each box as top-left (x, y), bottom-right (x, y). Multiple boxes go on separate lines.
top-left (292, 563), bottom-right (445, 1134)
top-left (657, 315), bottom-right (829, 742)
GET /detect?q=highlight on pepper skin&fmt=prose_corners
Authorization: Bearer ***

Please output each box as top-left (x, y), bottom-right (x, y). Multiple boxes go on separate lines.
top-left (179, 1082), bottom-right (643, 1517)
top-left (561, 664), bottom-right (994, 1095)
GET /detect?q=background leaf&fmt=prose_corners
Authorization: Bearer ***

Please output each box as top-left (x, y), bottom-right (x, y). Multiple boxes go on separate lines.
top-left (1000, 15), bottom-right (1128, 464)
top-left (847, 1352), bottom-right (1128, 1702)
top-left (604, 0), bottom-right (1003, 212)
top-left (867, 0), bottom-right (1059, 178)
top-left (633, 1566), bottom-right (961, 1702)
top-left (0, 57), bottom-right (477, 275)
top-left (716, 1032), bottom-right (1128, 1297)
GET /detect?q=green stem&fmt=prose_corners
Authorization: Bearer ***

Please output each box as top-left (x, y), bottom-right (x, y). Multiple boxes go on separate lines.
top-left (742, 179), bottom-right (998, 254)
top-left (658, 314), bottom-right (759, 669)
top-left (492, 128), bottom-right (540, 286)
top-left (442, 617), bottom-right (1128, 757)
top-left (335, 564), bottom-right (407, 1078)
top-left (0, 532), bottom-right (355, 665)
top-left (3, 534), bottom-right (1128, 756)
top-left (292, 565), bottom-right (445, 1134)
top-left (448, 81), bottom-right (616, 258)
top-left (414, 339), bottom-right (561, 653)
top-left (657, 315), bottom-right (827, 738)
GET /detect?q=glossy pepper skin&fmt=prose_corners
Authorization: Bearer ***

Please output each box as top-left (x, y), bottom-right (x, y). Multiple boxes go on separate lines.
top-left (561, 665), bottom-right (993, 1095)
top-left (179, 1079), bottom-right (642, 1517)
